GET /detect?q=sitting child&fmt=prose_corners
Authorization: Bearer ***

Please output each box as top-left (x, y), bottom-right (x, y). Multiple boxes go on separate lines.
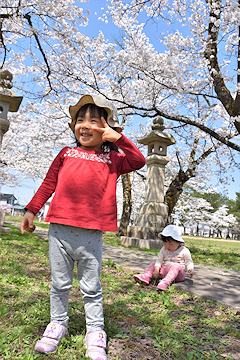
top-left (134, 225), bottom-right (194, 290)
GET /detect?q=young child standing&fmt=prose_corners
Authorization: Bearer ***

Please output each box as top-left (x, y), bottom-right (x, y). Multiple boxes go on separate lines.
top-left (20, 94), bottom-right (146, 360)
top-left (134, 225), bottom-right (194, 291)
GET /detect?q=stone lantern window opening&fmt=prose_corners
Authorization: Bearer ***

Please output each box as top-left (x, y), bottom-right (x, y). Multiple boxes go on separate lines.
top-left (148, 141), bottom-right (167, 156)
top-left (0, 101), bottom-right (11, 119)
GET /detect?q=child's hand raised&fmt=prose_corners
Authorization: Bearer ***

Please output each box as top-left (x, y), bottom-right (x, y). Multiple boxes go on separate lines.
top-left (93, 117), bottom-right (121, 143)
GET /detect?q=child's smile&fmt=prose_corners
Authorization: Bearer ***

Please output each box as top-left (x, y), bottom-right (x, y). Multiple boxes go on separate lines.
top-left (75, 109), bottom-right (104, 151)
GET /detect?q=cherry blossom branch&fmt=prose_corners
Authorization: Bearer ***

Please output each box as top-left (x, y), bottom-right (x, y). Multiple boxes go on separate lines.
top-left (115, 101), bottom-right (240, 152)
top-left (156, 109), bottom-right (240, 152)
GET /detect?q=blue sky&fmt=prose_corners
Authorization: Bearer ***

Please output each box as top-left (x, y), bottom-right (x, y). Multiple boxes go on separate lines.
top-left (1, 1), bottom-right (239, 205)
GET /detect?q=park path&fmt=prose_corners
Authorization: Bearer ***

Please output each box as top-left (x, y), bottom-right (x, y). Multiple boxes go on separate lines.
top-left (6, 220), bottom-right (240, 311)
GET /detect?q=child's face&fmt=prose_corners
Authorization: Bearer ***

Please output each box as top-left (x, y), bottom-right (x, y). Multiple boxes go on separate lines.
top-left (163, 238), bottom-right (181, 252)
top-left (75, 108), bottom-right (104, 151)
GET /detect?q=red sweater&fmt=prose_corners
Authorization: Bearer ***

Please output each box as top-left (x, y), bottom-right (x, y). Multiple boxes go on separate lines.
top-left (26, 135), bottom-right (146, 231)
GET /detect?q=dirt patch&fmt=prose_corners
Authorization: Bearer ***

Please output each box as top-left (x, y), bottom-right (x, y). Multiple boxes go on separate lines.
top-left (108, 337), bottom-right (164, 359)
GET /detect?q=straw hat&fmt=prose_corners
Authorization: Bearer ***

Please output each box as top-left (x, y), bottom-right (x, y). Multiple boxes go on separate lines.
top-left (69, 94), bottom-right (122, 132)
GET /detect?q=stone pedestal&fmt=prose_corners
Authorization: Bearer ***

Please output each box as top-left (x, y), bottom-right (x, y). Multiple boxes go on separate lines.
top-left (0, 226), bottom-right (11, 233)
top-left (121, 224), bottom-right (164, 249)
top-left (0, 210), bottom-right (11, 233)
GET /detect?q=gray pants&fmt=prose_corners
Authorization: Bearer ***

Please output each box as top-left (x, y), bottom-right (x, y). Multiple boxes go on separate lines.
top-left (48, 223), bottom-right (104, 333)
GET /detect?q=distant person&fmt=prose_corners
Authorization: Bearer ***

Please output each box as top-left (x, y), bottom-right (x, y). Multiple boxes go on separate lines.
top-left (20, 94), bottom-right (146, 360)
top-left (38, 210), bottom-right (44, 222)
top-left (134, 225), bottom-right (194, 290)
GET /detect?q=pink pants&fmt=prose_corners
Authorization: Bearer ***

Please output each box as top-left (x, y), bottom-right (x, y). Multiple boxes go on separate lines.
top-left (145, 261), bottom-right (186, 285)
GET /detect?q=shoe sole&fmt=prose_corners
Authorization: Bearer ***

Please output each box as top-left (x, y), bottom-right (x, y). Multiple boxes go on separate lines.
top-left (35, 344), bottom-right (57, 354)
top-left (157, 287), bottom-right (167, 291)
top-left (157, 285), bottom-right (168, 291)
top-left (134, 276), bottom-right (149, 285)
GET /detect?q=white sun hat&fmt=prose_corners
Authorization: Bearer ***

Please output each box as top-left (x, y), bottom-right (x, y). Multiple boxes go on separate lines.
top-left (158, 225), bottom-right (184, 243)
top-left (69, 94), bottom-right (122, 132)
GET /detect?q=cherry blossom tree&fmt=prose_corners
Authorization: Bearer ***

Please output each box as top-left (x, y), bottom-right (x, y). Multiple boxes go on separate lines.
top-left (1, 0), bottom-right (240, 230)
top-left (98, 0), bottom-right (240, 138)
top-left (208, 204), bottom-right (238, 237)
top-left (0, 0), bottom-right (90, 188)
top-left (0, 0), bottom-right (88, 88)
top-left (94, 0), bottom-right (240, 216)
top-left (174, 193), bottom-right (214, 234)
top-left (174, 193), bottom-right (238, 237)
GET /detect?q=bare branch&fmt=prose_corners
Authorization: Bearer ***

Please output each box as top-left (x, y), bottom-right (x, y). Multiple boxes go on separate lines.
top-left (232, 2), bottom-right (240, 131)
top-left (0, 21), bottom-right (7, 68)
top-left (204, 0), bottom-right (236, 117)
top-left (24, 13), bottom-right (53, 90)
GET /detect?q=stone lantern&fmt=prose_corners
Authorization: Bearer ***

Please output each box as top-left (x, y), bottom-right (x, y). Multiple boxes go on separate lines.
top-left (121, 117), bottom-right (175, 249)
top-left (0, 69), bottom-right (23, 233)
top-left (0, 70), bottom-right (23, 146)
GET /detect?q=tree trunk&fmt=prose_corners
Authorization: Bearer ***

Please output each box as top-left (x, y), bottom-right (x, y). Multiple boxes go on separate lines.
top-left (164, 168), bottom-right (190, 219)
top-left (204, 0), bottom-right (240, 133)
top-left (164, 144), bottom-right (214, 218)
top-left (117, 173), bottom-right (132, 236)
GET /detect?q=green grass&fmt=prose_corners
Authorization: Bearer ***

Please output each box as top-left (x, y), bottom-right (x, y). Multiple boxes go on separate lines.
top-left (5, 216), bottom-right (240, 271)
top-left (0, 223), bottom-right (239, 359)
top-left (5, 215), bottom-right (50, 229)
top-left (102, 231), bottom-right (240, 272)
top-left (183, 236), bottom-right (240, 271)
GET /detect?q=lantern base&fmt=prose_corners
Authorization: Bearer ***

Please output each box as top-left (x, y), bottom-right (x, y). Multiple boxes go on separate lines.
top-left (120, 236), bottom-right (163, 250)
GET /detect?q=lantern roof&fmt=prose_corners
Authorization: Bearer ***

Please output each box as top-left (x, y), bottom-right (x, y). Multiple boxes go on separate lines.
top-left (0, 70), bottom-right (23, 112)
top-left (138, 117), bottom-right (175, 146)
